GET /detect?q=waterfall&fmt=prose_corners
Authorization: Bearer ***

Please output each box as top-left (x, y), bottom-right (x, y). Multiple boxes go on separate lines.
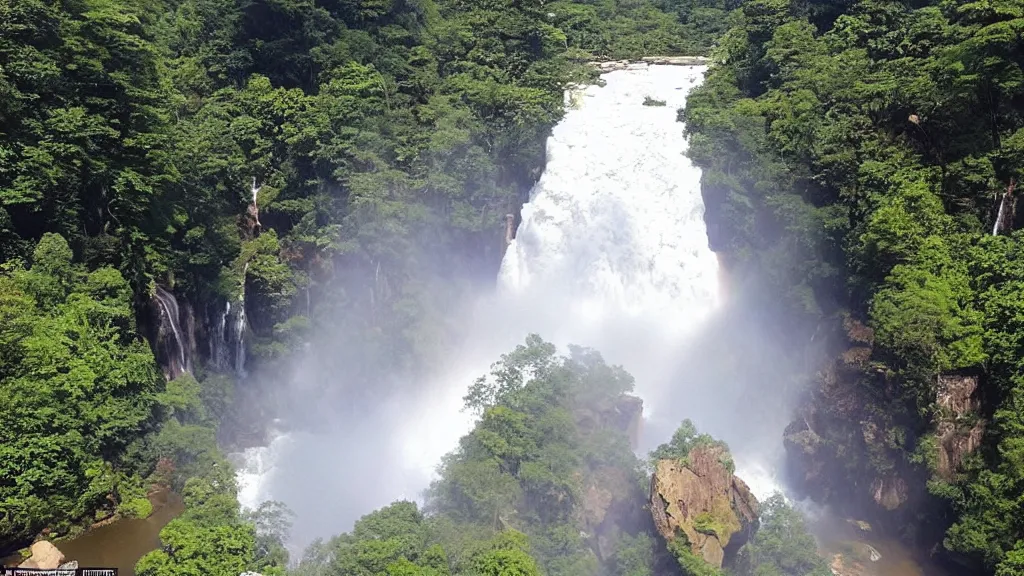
top-left (211, 302), bottom-right (231, 370)
top-left (994, 180), bottom-right (1017, 236)
top-left (154, 286), bottom-right (191, 379)
top-left (235, 264), bottom-right (248, 377)
top-left (206, 298), bottom-right (248, 376)
top-left (994, 194), bottom-right (1006, 236)
top-left (234, 64), bottom-right (784, 550)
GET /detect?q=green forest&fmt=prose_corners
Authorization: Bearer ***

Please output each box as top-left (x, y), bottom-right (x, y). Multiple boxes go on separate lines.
top-left (0, 0), bottom-right (734, 571)
top-left (279, 336), bottom-right (829, 576)
top-left (5, 0), bottom-right (1024, 572)
top-left (684, 0), bottom-right (1024, 573)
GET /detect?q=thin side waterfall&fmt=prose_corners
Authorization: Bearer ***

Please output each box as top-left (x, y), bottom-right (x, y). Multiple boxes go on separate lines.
top-left (216, 302), bottom-right (231, 370)
top-left (233, 64), bottom-right (785, 551)
top-left (994, 179), bottom-right (1017, 236)
top-left (154, 286), bottom-right (191, 379)
top-left (994, 195), bottom-right (1006, 236)
top-left (235, 264), bottom-right (248, 377)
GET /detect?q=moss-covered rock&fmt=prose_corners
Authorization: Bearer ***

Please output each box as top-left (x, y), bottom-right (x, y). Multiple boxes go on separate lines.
top-left (649, 444), bottom-right (759, 570)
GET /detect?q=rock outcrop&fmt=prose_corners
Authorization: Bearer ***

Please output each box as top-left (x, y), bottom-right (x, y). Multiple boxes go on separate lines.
top-left (19, 541), bottom-right (65, 569)
top-left (783, 317), bottom-right (916, 514)
top-left (649, 445), bottom-right (759, 569)
top-left (784, 316), bottom-right (988, 534)
top-left (935, 373), bottom-right (985, 481)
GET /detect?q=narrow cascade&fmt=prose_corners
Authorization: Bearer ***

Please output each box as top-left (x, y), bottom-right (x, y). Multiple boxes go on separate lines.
top-left (154, 286), bottom-right (191, 379)
top-left (210, 302), bottom-right (231, 371)
top-left (994, 197), bottom-right (1004, 236)
top-left (207, 300), bottom-right (248, 375)
top-left (234, 64), bottom-right (786, 550)
top-left (235, 264), bottom-right (248, 377)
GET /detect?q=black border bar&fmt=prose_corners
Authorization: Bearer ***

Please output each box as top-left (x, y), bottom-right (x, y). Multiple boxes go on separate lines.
top-left (2, 565), bottom-right (117, 569)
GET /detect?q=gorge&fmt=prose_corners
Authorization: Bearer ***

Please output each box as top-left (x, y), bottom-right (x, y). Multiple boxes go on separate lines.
top-left (6, 0), bottom-right (1024, 572)
top-left (233, 62), bottom-right (794, 555)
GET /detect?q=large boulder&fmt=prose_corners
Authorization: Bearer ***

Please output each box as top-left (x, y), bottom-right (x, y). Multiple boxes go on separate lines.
top-left (649, 445), bottom-right (760, 568)
top-left (20, 541), bottom-right (65, 569)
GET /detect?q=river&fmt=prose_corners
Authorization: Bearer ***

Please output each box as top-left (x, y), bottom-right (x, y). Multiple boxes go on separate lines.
top-left (16, 492), bottom-right (185, 576)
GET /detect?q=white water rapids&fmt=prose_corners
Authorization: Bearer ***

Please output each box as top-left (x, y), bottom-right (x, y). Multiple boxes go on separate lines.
top-left (235, 64), bottom-right (788, 551)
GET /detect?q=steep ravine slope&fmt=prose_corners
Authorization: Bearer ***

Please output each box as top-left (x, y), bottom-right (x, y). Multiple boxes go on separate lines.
top-left (684, 0), bottom-right (1024, 573)
top-left (232, 63), bottom-right (789, 549)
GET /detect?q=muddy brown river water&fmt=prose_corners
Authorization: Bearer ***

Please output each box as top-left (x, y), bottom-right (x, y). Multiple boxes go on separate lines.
top-left (2, 492), bottom-right (184, 576)
top-left (810, 513), bottom-right (950, 576)
top-left (59, 491), bottom-right (184, 576)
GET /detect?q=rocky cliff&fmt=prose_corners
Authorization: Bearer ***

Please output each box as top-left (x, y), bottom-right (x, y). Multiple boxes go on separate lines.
top-left (649, 445), bottom-right (759, 569)
top-left (782, 316), bottom-right (984, 550)
top-left (575, 394), bottom-right (649, 561)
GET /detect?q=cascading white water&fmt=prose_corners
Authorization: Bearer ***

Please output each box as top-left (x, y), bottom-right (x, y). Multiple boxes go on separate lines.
top-left (236, 264), bottom-right (248, 377)
top-left (994, 196), bottom-right (1005, 236)
top-left (212, 302), bottom-right (231, 370)
top-left (155, 286), bottom-right (191, 378)
top-left (235, 64), bottom-right (784, 551)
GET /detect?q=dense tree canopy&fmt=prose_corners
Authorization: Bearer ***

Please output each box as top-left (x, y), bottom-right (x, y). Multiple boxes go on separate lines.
top-left (287, 336), bottom-right (828, 576)
top-left (684, 0), bottom-right (1024, 571)
top-left (0, 0), bottom-right (734, 565)
top-left (0, 234), bottom-right (161, 543)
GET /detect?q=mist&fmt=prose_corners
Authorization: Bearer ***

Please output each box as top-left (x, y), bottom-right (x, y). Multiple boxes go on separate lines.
top-left (232, 63), bottom-right (808, 554)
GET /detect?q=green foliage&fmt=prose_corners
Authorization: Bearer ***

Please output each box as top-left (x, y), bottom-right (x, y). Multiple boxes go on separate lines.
top-left (293, 336), bottom-right (659, 576)
top-left (692, 513), bottom-right (725, 538)
top-left (667, 540), bottom-right (724, 576)
top-left (611, 533), bottom-right (656, 576)
top-left (119, 498), bottom-right (155, 520)
top-left (0, 234), bottom-right (161, 543)
top-left (117, 475), bottom-right (154, 519)
top-left (291, 501), bottom-right (449, 576)
top-left (732, 494), bottom-right (830, 576)
top-left (136, 446), bottom-right (288, 576)
top-left (246, 501), bottom-right (296, 573)
top-left (0, 0), bottom-right (732, 561)
top-left (685, 0), bottom-right (1024, 566)
top-left (294, 340), bottom-right (837, 576)
top-left (649, 419), bottom-right (731, 471)
top-left (430, 336), bottom-right (643, 571)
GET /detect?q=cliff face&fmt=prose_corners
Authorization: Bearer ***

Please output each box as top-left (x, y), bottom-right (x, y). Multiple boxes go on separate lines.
top-left (649, 445), bottom-right (759, 569)
top-left (575, 395), bottom-right (651, 562)
top-left (782, 317), bottom-right (983, 540)
top-left (783, 318), bottom-right (916, 518)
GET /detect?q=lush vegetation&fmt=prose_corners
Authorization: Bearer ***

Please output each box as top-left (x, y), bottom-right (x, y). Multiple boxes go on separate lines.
top-left (0, 0), bottom-right (731, 562)
top-left (287, 336), bottom-right (827, 576)
top-left (732, 495), bottom-right (831, 576)
top-left (649, 418), bottom-right (734, 473)
top-left (684, 0), bottom-right (1024, 572)
top-left (292, 335), bottom-right (655, 576)
top-left (0, 234), bottom-right (161, 543)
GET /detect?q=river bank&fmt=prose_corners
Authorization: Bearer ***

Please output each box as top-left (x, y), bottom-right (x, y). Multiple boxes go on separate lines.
top-left (1, 491), bottom-right (184, 576)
